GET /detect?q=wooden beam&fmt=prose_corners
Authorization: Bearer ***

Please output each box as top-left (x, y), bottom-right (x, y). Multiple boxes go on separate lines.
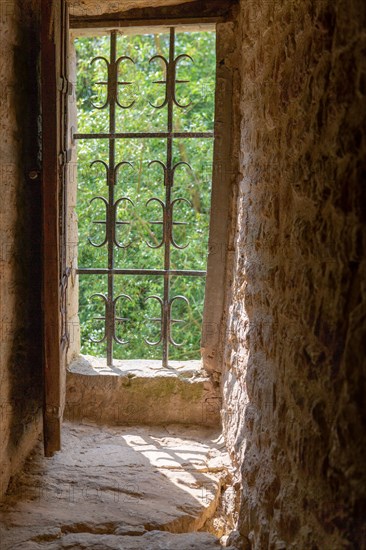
top-left (70, 0), bottom-right (237, 29)
top-left (70, 16), bottom-right (222, 30)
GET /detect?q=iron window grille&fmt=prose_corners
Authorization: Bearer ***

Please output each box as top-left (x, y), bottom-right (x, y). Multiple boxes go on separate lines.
top-left (74, 28), bottom-right (214, 367)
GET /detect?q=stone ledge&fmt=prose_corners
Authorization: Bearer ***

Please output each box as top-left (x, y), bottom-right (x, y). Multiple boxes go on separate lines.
top-left (66, 355), bottom-right (221, 426)
top-left (68, 354), bottom-right (205, 379)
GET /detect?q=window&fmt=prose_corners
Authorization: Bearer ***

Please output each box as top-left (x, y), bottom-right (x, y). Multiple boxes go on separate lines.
top-left (42, 0), bottom-right (236, 455)
top-left (71, 26), bottom-right (215, 367)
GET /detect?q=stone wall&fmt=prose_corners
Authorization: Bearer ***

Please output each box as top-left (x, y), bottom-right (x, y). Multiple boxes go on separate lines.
top-left (66, 36), bottom-right (80, 365)
top-left (0, 0), bottom-right (42, 497)
top-left (1, 0), bottom-right (365, 543)
top-left (67, 0), bottom-right (192, 18)
top-left (223, 0), bottom-right (366, 547)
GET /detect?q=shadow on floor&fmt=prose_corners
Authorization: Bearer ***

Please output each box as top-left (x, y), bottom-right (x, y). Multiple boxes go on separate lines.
top-left (0, 421), bottom-right (233, 549)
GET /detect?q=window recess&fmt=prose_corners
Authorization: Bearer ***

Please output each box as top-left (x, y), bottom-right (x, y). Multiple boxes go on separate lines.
top-left (73, 26), bottom-right (216, 367)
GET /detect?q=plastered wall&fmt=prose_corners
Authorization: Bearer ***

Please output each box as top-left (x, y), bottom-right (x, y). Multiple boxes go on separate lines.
top-left (223, 0), bottom-right (366, 547)
top-left (0, 0), bottom-right (43, 497)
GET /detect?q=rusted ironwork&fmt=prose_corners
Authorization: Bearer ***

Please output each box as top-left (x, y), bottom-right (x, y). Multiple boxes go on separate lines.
top-left (75, 28), bottom-right (212, 367)
top-left (74, 131), bottom-right (213, 139)
top-left (78, 268), bottom-right (206, 276)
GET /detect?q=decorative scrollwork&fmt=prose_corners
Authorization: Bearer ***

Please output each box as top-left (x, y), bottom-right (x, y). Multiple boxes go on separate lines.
top-left (113, 294), bottom-right (132, 344)
top-left (115, 56), bottom-right (136, 109)
top-left (145, 160), bottom-right (192, 249)
top-left (143, 294), bottom-right (189, 348)
top-left (172, 161), bottom-right (192, 192)
top-left (88, 196), bottom-right (108, 248)
top-left (169, 295), bottom-right (189, 347)
top-left (148, 52), bottom-right (194, 109)
top-left (114, 197), bottom-right (134, 248)
top-left (89, 293), bottom-right (108, 343)
top-left (88, 160), bottom-right (135, 249)
top-left (148, 159), bottom-right (167, 185)
top-left (145, 197), bottom-right (165, 249)
top-left (148, 55), bottom-right (169, 109)
top-left (88, 293), bottom-right (132, 345)
top-left (89, 54), bottom-right (136, 110)
top-left (90, 56), bottom-right (109, 109)
top-left (173, 54), bottom-right (194, 108)
top-left (143, 295), bottom-right (164, 346)
top-left (115, 160), bottom-right (134, 182)
top-left (171, 198), bottom-right (192, 250)
top-left (90, 159), bottom-right (109, 175)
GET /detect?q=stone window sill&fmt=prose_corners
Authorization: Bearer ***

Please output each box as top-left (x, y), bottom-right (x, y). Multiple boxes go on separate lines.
top-left (68, 354), bottom-right (206, 381)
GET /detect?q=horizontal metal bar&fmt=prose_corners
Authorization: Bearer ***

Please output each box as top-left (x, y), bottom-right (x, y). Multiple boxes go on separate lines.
top-left (77, 268), bottom-right (206, 277)
top-left (74, 132), bottom-right (214, 140)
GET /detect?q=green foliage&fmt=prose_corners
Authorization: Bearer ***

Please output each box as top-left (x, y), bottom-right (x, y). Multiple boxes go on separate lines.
top-left (75, 30), bottom-right (215, 361)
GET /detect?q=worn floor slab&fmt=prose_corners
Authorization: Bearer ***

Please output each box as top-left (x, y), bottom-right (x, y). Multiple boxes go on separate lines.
top-left (0, 422), bottom-right (233, 549)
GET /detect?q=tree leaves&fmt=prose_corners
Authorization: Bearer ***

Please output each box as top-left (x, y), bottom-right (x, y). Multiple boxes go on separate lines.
top-left (75, 30), bottom-right (215, 361)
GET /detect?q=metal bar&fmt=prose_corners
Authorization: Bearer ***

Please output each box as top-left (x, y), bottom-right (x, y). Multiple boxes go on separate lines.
top-left (74, 132), bottom-right (213, 139)
top-left (106, 31), bottom-right (117, 366)
top-left (77, 268), bottom-right (206, 276)
top-left (160, 27), bottom-right (173, 367)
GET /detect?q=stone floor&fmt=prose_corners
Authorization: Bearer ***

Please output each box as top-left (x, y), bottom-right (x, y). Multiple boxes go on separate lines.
top-left (0, 422), bottom-right (235, 549)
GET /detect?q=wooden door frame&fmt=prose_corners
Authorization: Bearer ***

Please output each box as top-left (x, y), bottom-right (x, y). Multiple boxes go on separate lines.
top-left (41, 0), bottom-right (69, 457)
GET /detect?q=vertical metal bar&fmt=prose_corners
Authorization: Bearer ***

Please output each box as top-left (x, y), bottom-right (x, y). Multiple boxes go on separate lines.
top-left (162, 27), bottom-right (175, 368)
top-left (106, 30), bottom-right (117, 366)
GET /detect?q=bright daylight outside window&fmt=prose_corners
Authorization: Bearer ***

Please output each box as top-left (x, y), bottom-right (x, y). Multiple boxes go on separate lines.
top-left (74, 27), bottom-right (216, 367)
